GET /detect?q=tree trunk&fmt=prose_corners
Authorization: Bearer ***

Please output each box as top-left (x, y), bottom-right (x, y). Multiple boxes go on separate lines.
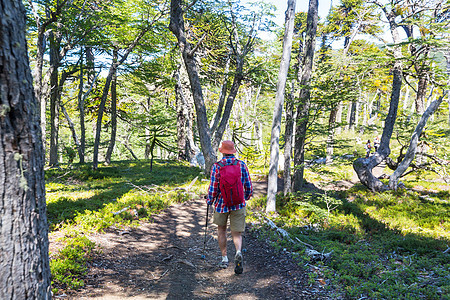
top-left (93, 65), bottom-right (114, 168)
top-left (119, 135), bottom-right (139, 161)
top-left (335, 102), bottom-right (343, 134)
top-left (348, 101), bottom-right (357, 131)
top-left (77, 53), bottom-right (86, 163)
top-left (447, 96), bottom-right (450, 128)
top-left (34, 20), bottom-right (47, 153)
top-left (292, 0), bottom-right (319, 191)
top-left (180, 60), bottom-right (196, 161)
top-left (353, 7), bottom-right (403, 192)
top-left (211, 56), bottom-right (246, 152)
top-left (49, 31), bottom-right (60, 166)
top-left (266, 0), bottom-right (296, 212)
top-left (415, 76), bottom-right (427, 114)
top-left (145, 96), bottom-right (151, 159)
top-left (389, 94), bottom-right (445, 189)
top-left (169, 0), bottom-right (216, 173)
top-left (254, 120), bottom-right (263, 152)
top-left (326, 107), bottom-right (337, 163)
top-left (93, 29), bottom-right (149, 169)
top-left (210, 51), bottom-right (231, 135)
top-left (28, 0), bottom-right (61, 155)
top-left (360, 93), bottom-right (368, 134)
top-left (0, 1), bottom-right (52, 297)
top-left (105, 50), bottom-right (118, 165)
top-left (175, 66), bottom-right (188, 160)
top-left (283, 84), bottom-right (295, 194)
top-left (61, 102), bottom-right (82, 162)
top-left (402, 80), bottom-right (410, 111)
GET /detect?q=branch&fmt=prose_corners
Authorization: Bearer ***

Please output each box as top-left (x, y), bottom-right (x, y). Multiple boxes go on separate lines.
top-left (184, 0), bottom-right (199, 12)
top-left (188, 32), bottom-right (207, 56)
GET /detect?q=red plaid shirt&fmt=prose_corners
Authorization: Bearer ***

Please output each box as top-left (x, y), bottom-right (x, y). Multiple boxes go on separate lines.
top-left (206, 155), bottom-right (253, 213)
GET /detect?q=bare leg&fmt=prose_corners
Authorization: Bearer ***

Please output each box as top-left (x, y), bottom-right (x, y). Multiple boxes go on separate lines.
top-left (231, 231), bottom-right (242, 252)
top-left (217, 225), bottom-right (227, 257)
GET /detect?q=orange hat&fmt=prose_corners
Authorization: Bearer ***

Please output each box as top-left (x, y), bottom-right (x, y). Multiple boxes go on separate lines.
top-left (218, 140), bottom-right (236, 154)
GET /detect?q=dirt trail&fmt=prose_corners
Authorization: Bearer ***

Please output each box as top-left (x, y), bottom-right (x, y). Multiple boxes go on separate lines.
top-left (67, 181), bottom-right (332, 300)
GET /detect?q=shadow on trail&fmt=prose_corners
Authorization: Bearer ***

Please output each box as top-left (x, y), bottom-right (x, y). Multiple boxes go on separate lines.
top-left (72, 194), bottom-right (310, 299)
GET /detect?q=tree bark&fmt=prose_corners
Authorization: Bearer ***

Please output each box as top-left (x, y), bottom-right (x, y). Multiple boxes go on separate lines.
top-left (283, 84), bottom-right (295, 194)
top-left (292, 0), bottom-right (319, 191)
top-left (326, 107), bottom-right (337, 163)
top-left (49, 30), bottom-right (60, 166)
top-left (77, 53), bottom-right (85, 163)
top-left (266, 0), bottom-right (296, 212)
top-left (28, 0), bottom-right (66, 154)
top-left (105, 50), bottom-right (118, 165)
top-left (415, 76), bottom-right (427, 114)
top-left (448, 96), bottom-right (450, 128)
top-left (335, 102), bottom-right (343, 134)
top-left (169, 0), bottom-right (216, 173)
top-left (353, 3), bottom-right (403, 192)
top-left (0, 0), bottom-right (52, 298)
top-left (402, 80), bottom-right (410, 111)
top-left (348, 101), bottom-right (357, 131)
top-left (175, 66), bottom-right (188, 160)
top-left (389, 94), bottom-right (445, 189)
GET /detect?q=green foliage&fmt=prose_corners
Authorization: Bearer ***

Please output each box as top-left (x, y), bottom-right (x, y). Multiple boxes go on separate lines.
top-left (248, 162), bottom-right (450, 299)
top-left (46, 160), bottom-right (207, 291)
top-left (46, 160), bottom-right (205, 230)
top-left (50, 236), bottom-right (96, 292)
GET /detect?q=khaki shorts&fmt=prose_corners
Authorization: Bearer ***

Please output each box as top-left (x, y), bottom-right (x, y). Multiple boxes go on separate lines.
top-left (212, 207), bottom-right (246, 232)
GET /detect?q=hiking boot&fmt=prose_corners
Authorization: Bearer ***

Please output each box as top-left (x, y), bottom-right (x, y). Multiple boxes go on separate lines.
top-left (219, 258), bottom-right (228, 269)
top-left (234, 251), bottom-right (243, 274)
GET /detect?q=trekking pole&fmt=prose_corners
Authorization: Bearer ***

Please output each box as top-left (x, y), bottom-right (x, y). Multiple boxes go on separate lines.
top-left (201, 202), bottom-right (209, 259)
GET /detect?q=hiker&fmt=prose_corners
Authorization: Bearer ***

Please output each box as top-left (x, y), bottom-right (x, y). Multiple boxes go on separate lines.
top-left (374, 135), bottom-right (380, 152)
top-left (364, 139), bottom-right (372, 158)
top-left (206, 140), bottom-right (253, 274)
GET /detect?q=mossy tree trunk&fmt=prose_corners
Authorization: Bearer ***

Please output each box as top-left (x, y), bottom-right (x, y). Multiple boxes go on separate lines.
top-left (0, 0), bottom-right (51, 298)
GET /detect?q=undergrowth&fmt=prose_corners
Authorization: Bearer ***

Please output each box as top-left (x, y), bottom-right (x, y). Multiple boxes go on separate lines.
top-left (247, 174), bottom-right (450, 299)
top-left (46, 160), bottom-right (207, 292)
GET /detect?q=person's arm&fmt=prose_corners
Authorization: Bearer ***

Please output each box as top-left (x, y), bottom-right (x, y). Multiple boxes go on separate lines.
top-left (207, 163), bottom-right (219, 205)
top-left (241, 162), bottom-right (253, 200)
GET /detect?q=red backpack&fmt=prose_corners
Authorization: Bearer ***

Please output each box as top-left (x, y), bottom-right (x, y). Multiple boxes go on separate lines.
top-left (218, 160), bottom-right (245, 207)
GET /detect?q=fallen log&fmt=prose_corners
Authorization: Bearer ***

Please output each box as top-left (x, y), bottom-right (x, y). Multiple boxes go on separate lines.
top-left (263, 217), bottom-right (332, 262)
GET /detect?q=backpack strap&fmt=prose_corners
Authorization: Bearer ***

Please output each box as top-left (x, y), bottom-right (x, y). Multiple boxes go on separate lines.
top-left (217, 160), bottom-right (238, 168)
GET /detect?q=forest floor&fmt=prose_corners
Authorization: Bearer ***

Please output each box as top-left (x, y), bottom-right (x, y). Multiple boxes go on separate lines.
top-left (59, 180), bottom-right (343, 300)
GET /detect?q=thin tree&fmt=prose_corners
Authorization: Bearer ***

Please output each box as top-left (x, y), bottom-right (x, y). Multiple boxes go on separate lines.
top-left (0, 0), bottom-right (51, 297)
top-left (169, 0), bottom-right (217, 172)
top-left (170, 0), bottom-right (261, 172)
top-left (105, 49), bottom-right (119, 164)
top-left (353, 0), bottom-right (404, 192)
top-left (266, 0), bottom-right (296, 213)
top-left (92, 29), bottom-right (151, 169)
top-left (389, 92), bottom-right (446, 189)
top-left (292, 0), bottom-right (319, 191)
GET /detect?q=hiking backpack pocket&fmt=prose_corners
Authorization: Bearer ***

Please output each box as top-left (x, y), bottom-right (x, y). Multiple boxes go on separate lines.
top-left (218, 161), bottom-right (244, 207)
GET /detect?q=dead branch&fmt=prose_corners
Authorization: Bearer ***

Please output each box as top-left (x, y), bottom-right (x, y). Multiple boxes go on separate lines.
top-left (264, 217), bottom-right (314, 249)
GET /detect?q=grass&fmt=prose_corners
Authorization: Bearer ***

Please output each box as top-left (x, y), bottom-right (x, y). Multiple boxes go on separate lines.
top-left (46, 159), bottom-right (208, 292)
top-left (247, 164), bottom-right (450, 300)
top-left (47, 156), bottom-right (450, 299)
